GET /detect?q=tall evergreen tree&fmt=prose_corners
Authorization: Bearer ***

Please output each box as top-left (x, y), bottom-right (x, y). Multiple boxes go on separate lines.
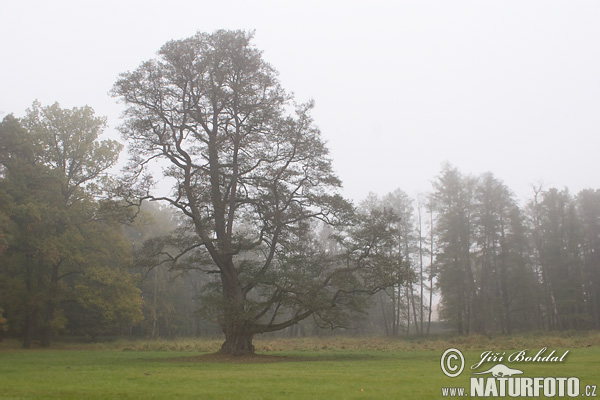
top-left (472, 173), bottom-right (535, 334)
top-left (529, 188), bottom-right (591, 330)
top-left (431, 165), bottom-right (477, 334)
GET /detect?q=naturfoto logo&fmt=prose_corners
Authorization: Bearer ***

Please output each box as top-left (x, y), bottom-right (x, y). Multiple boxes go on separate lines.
top-left (440, 348), bottom-right (596, 398)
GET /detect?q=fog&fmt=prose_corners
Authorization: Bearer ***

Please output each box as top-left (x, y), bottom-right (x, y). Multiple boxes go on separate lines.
top-left (2, 0), bottom-right (599, 203)
top-left (3, 2), bottom-right (600, 354)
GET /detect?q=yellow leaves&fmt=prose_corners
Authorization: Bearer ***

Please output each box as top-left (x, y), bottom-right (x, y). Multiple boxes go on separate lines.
top-left (74, 266), bottom-right (144, 325)
top-left (49, 309), bottom-right (68, 332)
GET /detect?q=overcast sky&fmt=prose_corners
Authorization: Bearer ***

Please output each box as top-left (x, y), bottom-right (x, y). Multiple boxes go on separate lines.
top-left (2, 0), bottom-right (599, 204)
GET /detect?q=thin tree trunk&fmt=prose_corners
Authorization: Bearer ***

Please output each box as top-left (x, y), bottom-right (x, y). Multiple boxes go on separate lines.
top-left (40, 303), bottom-right (55, 347)
top-left (151, 269), bottom-right (158, 339)
top-left (420, 259), bottom-right (424, 335)
top-left (499, 215), bottom-right (512, 334)
top-left (41, 263), bottom-right (60, 347)
top-left (23, 252), bottom-right (37, 348)
top-left (464, 246), bottom-right (475, 335)
top-left (409, 279), bottom-right (420, 335)
top-left (23, 309), bottom-right (38, 349)
top-left (391, 285), bottom-right (397, 336)
top-left (427, 205), bottom-right (434, 336)
top-left (406, 284), bottom-right (411, 335)
top-left (379, 291), bottom-right (390, 336)
top-left (427, 272), bottom-right (434, 335)
top-left (418, 207), bottom-right (424, 336)
top-left (396, 286), bottom-right (402, 336)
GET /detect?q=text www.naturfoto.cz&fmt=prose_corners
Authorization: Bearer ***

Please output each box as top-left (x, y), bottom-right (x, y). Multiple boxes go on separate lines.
top-left (442, 378), bottom-right (589, 398)
top-left (441, 387), bottom-right (466, 397)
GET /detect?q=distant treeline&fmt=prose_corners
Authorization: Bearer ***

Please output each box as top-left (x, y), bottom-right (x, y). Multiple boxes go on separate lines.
top-left (430, 166), bottom-right (600, 334)
top-left (114, 166), bottom-right (600, 339)
top-left (367, 165), bottom-right (600, 337)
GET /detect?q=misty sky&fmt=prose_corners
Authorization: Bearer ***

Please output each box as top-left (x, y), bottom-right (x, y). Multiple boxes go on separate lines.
top-left (2, 0), bottom-right (599, 204)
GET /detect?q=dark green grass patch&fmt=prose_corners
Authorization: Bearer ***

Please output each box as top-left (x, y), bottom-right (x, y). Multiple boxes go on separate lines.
top-left (0, 349), bottom-right (439, 399)
top-left (1, 335), bottom-right (599, 399)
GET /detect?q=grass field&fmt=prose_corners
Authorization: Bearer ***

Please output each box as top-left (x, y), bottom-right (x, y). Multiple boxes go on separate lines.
top-left (1, 334), bottom-right (599, 399)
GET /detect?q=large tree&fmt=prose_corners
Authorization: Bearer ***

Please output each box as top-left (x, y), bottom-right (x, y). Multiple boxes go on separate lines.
top-left (0, 115), bottom-right (65, 347)
top-left (112, 30), bottom-right (399, 355)
top-left (431, 165), bottom-right (477, 334)
top-left (472, 173), bottom-right (535, 334)
top-left (0, 106), bottom-right (142, 347)
top-left (528, 187), bottom-right (593, 330)
top-left (431, 166), bottom-right (539, 335)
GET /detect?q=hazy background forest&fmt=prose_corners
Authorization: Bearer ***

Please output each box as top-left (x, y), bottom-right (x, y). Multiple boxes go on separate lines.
top-left (1, 2), bottom-right (600, 350)
top-left (125, 171), bottom-right (600, 339)
top-left (1, 99), bottom-right (598, 345)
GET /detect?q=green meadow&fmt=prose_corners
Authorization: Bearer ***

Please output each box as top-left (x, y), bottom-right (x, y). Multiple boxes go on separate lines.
top-left (1, 334), bottom-right (599, 399)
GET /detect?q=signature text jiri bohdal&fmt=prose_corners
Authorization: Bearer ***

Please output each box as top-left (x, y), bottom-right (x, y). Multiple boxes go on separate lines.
top-left (471, 347), bottom-right (569, 370)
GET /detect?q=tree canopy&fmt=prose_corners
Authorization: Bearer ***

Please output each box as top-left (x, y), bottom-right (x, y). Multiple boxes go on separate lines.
top-left (0, 105), bottom-right (142, 348)
top-left (112, 30), bottom-right (401, 355)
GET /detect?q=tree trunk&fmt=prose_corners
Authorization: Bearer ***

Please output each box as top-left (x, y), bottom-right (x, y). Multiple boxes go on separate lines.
top-left (427, 274), bottom-right (433, 336)
top-left (23, 252), bottom-right (37, 348)
top-left (23, 308), bottom-right (38, 348)
top-left (40, 303), bottom-right (55, 347)
top-left (219, 324), bottom-right (255, 356)
top-left (41, 263), bottom-right (60, 347)
top-left (151, 269), bottom-right (158, 339)
top-left (406, 284), bottom-right (411, 335)
top-left (418, 204), bottom-right (424, 335)
top-left (499, 219), bottom-right (512, 335)
top-left (409, 279), bottom-right (420, 335)
top-left (218, 265), bottom-right (255, 356)
top-left (379, 291), bottom-right (390, 336)
top-left (391, 286), bottom-right (397, 336)
top-left (395, 287), bottom-right (401, 336)
top-left (427, 205), bottom-right (434, 336)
